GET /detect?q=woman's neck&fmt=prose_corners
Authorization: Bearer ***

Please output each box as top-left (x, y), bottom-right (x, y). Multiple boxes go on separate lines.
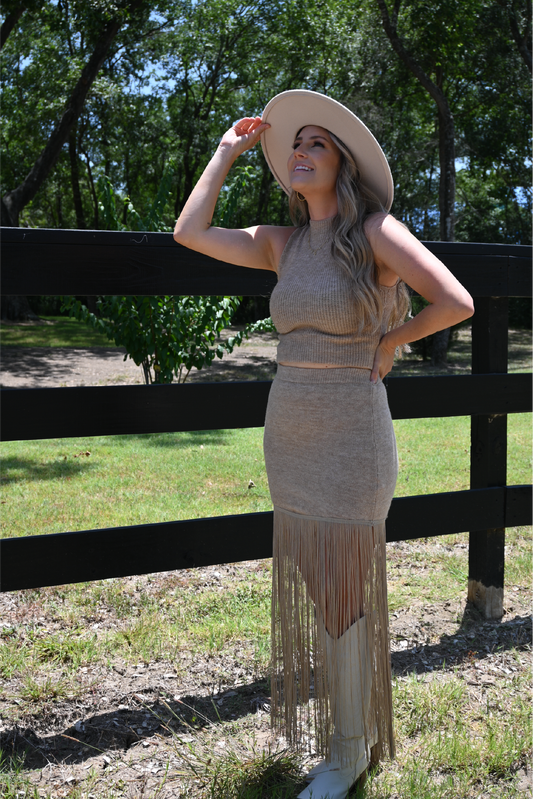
top-left (306, 193), bottom-right (338, 221)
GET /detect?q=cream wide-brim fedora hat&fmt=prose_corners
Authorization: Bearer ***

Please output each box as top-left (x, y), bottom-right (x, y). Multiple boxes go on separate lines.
top-left (260, 89), bottom-right (394, 212)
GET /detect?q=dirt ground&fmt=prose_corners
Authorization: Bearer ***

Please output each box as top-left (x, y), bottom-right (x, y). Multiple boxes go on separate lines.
top-left (0, 561), bottom-right (531, 798)
top-left (0, 331), bottom-right (279, 389)
top-left (1, 332), bottom-right (531, 797)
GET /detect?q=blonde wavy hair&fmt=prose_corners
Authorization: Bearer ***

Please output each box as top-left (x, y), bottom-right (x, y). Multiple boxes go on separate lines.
top-left (288, 129), bottom-right (410, 351)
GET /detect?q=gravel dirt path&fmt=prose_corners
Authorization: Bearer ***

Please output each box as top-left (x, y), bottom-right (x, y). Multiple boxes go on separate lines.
top-left (0, 332), bottom-right (279, 389)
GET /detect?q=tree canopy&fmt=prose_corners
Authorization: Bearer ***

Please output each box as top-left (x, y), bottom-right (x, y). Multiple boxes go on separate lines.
top-left (1, 0), bottom-right (531, 243)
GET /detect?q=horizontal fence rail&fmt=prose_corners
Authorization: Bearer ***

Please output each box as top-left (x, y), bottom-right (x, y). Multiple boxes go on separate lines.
top-left (2, 228), bottom-right (532, 297)
top-left (1, 486), bottom-right (531, 592)
top-left (1, 374), bottom-right (531, 441)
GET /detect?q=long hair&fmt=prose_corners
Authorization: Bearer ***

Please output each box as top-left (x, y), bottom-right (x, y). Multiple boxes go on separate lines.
top-left (288, 130), bottom-right (410, 350)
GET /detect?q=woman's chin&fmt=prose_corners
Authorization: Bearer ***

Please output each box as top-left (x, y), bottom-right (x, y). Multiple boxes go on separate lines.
top-left (291, 182), bottom-right (312, 197)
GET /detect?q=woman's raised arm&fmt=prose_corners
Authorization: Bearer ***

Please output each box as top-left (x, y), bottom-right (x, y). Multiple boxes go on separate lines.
top-left (173, 117), bottom-right (292, 272)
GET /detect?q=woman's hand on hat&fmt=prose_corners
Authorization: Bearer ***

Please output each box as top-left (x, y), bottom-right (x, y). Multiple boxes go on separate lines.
top-left (219, 116), bottom-right (270, 159)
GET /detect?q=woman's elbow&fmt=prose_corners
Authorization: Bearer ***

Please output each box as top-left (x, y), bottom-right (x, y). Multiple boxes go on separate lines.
top-left (453, 292), bottom-right (475, 323)
top-left (174, 217), bottom-right (208, 249)
top-left (173, 220), bottom-right (188, 246)
top-left (461, 292), bottom-right (475, 320)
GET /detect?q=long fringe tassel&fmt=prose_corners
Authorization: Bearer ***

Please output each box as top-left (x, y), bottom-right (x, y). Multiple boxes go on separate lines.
top-left (271, 506), bottom-right (395, 765)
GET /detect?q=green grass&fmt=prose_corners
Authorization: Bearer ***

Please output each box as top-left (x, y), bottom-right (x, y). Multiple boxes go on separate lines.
top-left (394, 413), bottom-right (531, 497)
top-left (1, 414), bottom-right (529, 685)
top-left (155, 660), bottom-right (532, 799)
top-left (0, 750), bottom-right (42, 799)
top-left (0, 316), bottom-right (114, 348)
top-left (0, 428), bottom-right (272, 538)
top-left (1, 415), bottom-right (530, 540)
top-left (362, 666), bottom-right (532, 799)
top-left (0, 565), bottom-right (273, 681)
top-left (176, 741), bottom-right (307, 799)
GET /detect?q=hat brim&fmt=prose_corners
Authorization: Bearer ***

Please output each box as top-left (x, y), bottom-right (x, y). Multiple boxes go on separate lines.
top-left (260, 90), bottom-right (393, 212)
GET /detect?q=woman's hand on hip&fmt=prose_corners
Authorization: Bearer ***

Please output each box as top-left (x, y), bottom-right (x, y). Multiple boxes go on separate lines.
top-left (370, 336), bottom-right (396, 383)
top-left (219, 117), bottom-right (270, 160)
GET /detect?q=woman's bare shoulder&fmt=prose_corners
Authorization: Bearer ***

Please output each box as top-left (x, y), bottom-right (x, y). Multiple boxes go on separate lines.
top-left (363, 211), bottom-right (396, 240)
top-left (256, 225), bottom-right (297, 271)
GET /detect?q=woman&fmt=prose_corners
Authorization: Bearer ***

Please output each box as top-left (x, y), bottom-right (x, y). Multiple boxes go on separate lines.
top-left (174, 90), bottom-right (474, 799)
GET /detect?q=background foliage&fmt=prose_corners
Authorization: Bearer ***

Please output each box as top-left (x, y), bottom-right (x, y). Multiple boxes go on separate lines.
top-left (2, 0), bottom-right (530, 242)
top-left (1, 1), bottom-right (531, 337)
top-left (60, 160), bottom-right (274, 383)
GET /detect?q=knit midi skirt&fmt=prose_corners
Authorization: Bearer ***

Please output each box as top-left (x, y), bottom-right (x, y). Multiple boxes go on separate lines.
top-left (264, 365), bottom-right (397, 765)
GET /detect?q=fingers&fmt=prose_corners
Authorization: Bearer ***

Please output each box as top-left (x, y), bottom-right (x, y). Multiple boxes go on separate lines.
top-left (371, 336), bottom-right (396, 382)
top-left (229, 117), bottom-right (270, 155)
top-left (370, 345), bottom-right (381, 383)
top-left (234, 116), bottom-right (262, 128)
top-left (233, 116), bottom-right (269, 136)
top-left (370, 352), bottom-right (387, 383)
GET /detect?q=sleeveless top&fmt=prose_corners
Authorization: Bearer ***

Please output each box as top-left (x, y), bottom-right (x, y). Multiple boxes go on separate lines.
top-left (269, 217), bottom-right (398, 370)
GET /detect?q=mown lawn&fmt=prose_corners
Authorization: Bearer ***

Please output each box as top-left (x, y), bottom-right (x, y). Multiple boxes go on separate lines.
top-left (0, 316), bottom-right (114, 348)
top-left (0, 414), bottom-right (530, 540)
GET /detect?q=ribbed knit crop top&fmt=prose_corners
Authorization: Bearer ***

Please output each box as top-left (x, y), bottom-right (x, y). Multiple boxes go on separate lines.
top-left (270, 217), bottom-right (398, 369)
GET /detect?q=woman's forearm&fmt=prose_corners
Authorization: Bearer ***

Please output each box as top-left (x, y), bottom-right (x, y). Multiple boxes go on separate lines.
top-left (174, 117), bottom-right (269, 250)
top-left (370, 298), bottom-right (473, 382)
top-left (382, 299), bottom-right (474, 353)
top-left (173, 146), bottom-right (236, 246)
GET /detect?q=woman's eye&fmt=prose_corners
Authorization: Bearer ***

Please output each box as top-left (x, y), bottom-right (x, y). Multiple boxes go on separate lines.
top-left (312, 141), bottom-right (324, 147)
top-left (292, 143), bottom-right (300, 150)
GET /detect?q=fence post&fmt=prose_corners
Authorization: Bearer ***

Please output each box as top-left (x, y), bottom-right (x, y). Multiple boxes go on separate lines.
top-left (468, 297), bottom-right (508, 619)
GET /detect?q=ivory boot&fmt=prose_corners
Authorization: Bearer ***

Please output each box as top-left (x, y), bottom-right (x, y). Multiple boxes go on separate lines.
top-left (298, 616), bottom-right (371, 798)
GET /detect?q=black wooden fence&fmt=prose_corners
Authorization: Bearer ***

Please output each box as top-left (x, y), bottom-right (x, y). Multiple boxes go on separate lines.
top-left (1, 228), bottom-right (531, 619)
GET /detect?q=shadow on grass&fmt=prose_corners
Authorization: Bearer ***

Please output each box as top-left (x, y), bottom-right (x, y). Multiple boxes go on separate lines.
top-left (188, 355), bottom-right (277, 384)
top-left (108, 429), bottom-right (233, 447)
top-left (391, 608), bottom-right (531, 676)
top-left (0, 455), bottom-right (95, 484)
top-left (0, 677), bottom-right (271, 772)
top-left (2, 612), bottom-right (531, 774)
top-left (508, 328), bottom-right (532, 371)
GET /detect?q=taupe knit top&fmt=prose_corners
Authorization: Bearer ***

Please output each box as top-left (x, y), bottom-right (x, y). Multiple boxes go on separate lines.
top-left (270, 217), bottom-right (397, 369)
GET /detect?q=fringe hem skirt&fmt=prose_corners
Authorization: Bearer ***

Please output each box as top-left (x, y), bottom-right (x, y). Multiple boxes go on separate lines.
top-left (264, 365), bottom-right (398, 765)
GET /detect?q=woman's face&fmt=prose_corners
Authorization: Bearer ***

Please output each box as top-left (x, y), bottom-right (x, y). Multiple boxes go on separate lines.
top-left (287, 125), bottom-right (341, 199)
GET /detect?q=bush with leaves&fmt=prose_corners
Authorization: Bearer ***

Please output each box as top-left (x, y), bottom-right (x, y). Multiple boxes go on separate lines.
top-left (63, 164), bottom-right (275, 383)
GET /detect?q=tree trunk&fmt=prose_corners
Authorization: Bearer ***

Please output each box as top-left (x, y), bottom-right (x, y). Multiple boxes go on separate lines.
top-left (0, 295), bottom-right (39, 322)
top-left (433, 88), bottom-right (456, 365)
top-left (1, 3), bottom-right (28, 50)
top-left (500, 0), bottom-right (532, 73)
top-left (435, 66), bottom-right (456, 242)
top-left (1, 0), bottom-right (145, 227)
top-left (431, 327), bottom-right (451, 367)
top-left (256, 160), bottom-right (275, 223)
top-left (68, 128), bottom-right (87, 229)
top-left (375, 0), bottom-right (456, 242)
top-left (1, 197), bottom-right (14, 227)
top-left (1, 2), bottom-right (144, 320)
top-left (375, 0), bottom-right (455, 365)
